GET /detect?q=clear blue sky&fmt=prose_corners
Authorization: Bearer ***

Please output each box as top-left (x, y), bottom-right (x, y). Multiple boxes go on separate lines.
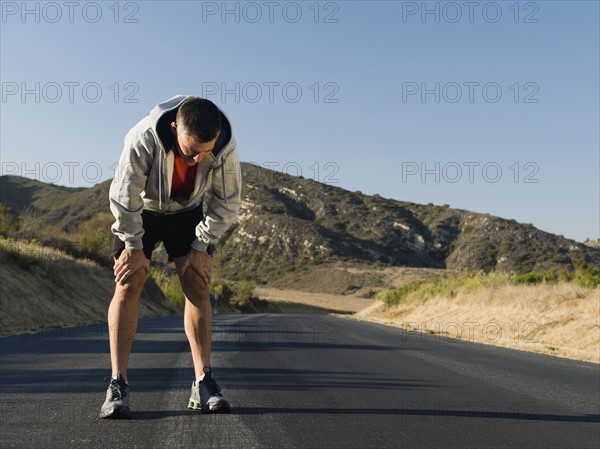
top-left (1, 1), bottom-right (598, 242)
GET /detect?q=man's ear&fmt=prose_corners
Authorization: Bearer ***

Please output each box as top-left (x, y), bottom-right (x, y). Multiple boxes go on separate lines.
top-left (170, 122), bottom-right (177, 136)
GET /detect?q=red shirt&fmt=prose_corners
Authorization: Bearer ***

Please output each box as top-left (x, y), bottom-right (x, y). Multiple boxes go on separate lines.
top-left (171, 151), bottom-right (197, 198)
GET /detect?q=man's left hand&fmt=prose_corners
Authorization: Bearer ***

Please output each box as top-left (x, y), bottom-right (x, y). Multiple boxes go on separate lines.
top-left (177, 248), bottom-right (212, 287)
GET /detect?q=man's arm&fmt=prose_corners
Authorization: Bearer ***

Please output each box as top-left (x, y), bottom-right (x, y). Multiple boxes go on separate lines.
top-left (192, 139), bottom-right (243, 253)
top-left (109, 128), bottom-right (155, 284)
top-left (109, 129), bottom-right (154, 251)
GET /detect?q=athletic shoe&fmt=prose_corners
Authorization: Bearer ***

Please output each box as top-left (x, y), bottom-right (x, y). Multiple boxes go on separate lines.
top-left (100, 373), bottom-right (131, 418)
top-left (188, 369), bottom-right (231, 413)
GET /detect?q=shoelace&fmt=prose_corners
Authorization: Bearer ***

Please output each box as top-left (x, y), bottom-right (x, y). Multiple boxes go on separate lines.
top-left (104, 376), bottom-right (127, 401)
top-left (201, 375), bottom-right (222, 396)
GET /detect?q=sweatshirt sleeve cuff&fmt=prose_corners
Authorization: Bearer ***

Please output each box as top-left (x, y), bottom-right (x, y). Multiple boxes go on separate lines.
top-left (191, 239), bottom-right (209, 252)
top-left (124, 239), bottom-right (144, 250)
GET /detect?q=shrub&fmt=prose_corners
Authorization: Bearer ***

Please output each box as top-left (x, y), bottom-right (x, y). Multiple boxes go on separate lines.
top-left (0, 204), bottom-right (18, 237)
top-left (376, 266), bottom-right (600, 309)
top-left (513, 270), bottom-right (558, 285)
top-left (15, 206), bottom-right (59, 242)
top-left (572, 266), bottom-right (600, 289)
top-left (234, 280), bottom-right (256, 300)
top-left (229, 280), bottom-right (257, 309)
top-left (375, 280), bottom-right (426, 306)
top-left (150, 268), bottom-right (185, 311)
top-left (69, 212), bottom-right (114, 265)
top-left (211, 280), bottom-right (233, 302)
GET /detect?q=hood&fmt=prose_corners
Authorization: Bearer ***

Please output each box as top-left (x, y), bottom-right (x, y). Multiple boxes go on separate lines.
top-left (149, 95), bottom-right (233, 160)
top-left (147, 95), bottom-right (235, 210)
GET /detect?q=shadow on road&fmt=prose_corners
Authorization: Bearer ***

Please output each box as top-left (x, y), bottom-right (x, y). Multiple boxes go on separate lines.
top-left (229, 407), bottom-right (600, 423)
top-left (95, 407), bottom-right (600, 424)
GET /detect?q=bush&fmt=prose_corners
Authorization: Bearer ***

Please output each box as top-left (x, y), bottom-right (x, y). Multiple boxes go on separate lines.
top-left (151, 268), bottom-right (185, 311)
top-left (14, 206), bottom-right (59, 242)
top-left (0, 204), bottom-right (18, 237)
top-left (230, 280), bottom-right (257, 309)
top-left (375, 280), bottom-right (426, 306)
top-left (572, 266), bottom-right (600, 289)
top-left (375, 267), bottom-right (600, 308)
top-left (211, 280), bottom-right (233, 302)
top-left (513, 270), bottom-right (558, 285)
top-left (69, 212), bottom-right (114, 265)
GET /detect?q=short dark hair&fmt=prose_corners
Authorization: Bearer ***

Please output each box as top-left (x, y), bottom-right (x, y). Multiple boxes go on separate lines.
top-left (176, 97), bottom-right (221, 142)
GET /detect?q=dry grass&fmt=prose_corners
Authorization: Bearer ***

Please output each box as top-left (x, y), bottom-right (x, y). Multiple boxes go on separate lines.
top-left (357, 283), bottom-right (600, 363)
top-left (0, 237), bottom-right (178, 336)
top-left (258, 267), bottom-right (600, 363)
top-left (254, 287), bottom-right (373, 313)
top-left (268, 264), bottom-right (446, 298)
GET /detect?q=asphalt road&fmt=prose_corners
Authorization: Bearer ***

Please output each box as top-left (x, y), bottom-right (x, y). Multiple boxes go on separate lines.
top-left (1, 314), bottom-right (598, 449)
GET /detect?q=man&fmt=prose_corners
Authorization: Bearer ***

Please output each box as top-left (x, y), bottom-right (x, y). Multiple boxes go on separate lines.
top-left (100, 95), bottom-right (242, 418)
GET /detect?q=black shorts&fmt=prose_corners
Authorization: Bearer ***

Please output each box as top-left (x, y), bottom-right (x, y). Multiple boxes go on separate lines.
top-left (112, 206), bottom-right (204, 262)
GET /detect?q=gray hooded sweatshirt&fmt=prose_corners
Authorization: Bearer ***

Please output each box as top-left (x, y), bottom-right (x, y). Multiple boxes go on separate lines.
top-left (109, 95), bottom-right (242, 253)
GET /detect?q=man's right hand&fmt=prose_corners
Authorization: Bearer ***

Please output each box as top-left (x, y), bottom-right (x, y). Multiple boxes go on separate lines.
top-left (114, 249), bottom-right (150, 285)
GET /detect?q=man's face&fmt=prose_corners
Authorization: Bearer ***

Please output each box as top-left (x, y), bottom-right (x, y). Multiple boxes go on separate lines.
top-left (171, 122), bottom-right (217, 166)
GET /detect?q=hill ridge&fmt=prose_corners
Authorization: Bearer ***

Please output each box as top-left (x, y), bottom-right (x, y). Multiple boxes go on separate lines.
top-left (1, 164), bottom-right (598, 281)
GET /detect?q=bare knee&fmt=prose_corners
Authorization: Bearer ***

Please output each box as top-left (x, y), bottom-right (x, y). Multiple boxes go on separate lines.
top-left (115, 269), bottom-right (148, 298)
top-left (180, 269), bottom-right (210, 303)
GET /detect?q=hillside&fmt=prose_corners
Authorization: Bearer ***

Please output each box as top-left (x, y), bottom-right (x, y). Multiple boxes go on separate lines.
top-left (0, 176), bottom-right (109, 232)
top-left (1, 164), bottom-right (598, 283)
top-left (356, 278), bottom-right (600, 363)
top-left (0, 238), bottom-right (179, 336)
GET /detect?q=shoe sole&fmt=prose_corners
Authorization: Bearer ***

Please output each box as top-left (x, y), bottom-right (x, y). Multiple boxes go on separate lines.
top-left (100, 406), bottom-right (131, 419)
top-left (188, 398), bottom-right (231, 414)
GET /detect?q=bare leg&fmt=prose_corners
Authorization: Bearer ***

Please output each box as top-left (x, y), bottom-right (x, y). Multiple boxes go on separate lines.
top-left (107, 269), bottom-right (148, 381)
top-left (175, 257), bottom-right (212, 380)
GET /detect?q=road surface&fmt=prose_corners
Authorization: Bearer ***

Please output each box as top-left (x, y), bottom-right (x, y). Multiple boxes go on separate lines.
top-left (1, 314), bottom-right (598, 448)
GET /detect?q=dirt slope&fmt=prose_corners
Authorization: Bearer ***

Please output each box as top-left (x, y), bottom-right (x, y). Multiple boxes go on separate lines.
top-left (0, 240), bottom-right (178, 336)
